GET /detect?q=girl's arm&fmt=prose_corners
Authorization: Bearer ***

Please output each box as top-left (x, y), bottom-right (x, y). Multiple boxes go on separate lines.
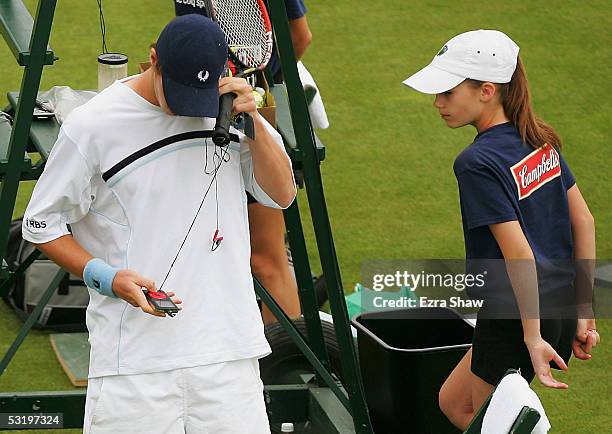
top-left (567, 185), bottom-right (600, 358)
top-left (490, 221), bottom-right (569, 388)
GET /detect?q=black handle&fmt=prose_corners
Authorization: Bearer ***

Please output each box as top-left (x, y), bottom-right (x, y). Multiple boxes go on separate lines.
top-left (213, 92), bottom-right (236, 146)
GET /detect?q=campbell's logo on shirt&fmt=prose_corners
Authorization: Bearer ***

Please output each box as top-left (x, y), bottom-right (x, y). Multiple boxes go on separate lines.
top-left (510, 144), bottom-right (561, 200)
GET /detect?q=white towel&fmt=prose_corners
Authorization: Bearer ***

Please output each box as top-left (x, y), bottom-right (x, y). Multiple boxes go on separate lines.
top-left (482, 373), bottom-right (551, 434)
top-left (38, 86), bottom-right (97, 124)
top-left (297, 61), bottom-right (329, 129)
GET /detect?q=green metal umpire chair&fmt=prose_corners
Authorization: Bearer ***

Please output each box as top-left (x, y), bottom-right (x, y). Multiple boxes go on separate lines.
top-left (0, 0), bottom-right (375, 432)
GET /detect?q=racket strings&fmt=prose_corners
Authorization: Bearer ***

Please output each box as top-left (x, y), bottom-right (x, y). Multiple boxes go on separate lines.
top-left (214, 0), bottom-right (272, 68)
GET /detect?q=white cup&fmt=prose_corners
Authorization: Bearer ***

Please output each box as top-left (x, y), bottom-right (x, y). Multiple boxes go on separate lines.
top-left (97, 53), bottom-right (128, 92)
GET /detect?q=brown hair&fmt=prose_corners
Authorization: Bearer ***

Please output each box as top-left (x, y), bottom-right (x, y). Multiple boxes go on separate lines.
top-left (468, 56), bottom-right (562, 150)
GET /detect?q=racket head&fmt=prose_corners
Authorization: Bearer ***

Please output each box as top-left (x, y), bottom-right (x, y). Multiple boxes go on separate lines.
top-left (210, 0), bottom-right (273, 71)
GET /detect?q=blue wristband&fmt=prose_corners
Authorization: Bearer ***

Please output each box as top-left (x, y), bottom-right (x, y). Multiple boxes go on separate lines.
top-left (83, 258), bottom-right (119, 298)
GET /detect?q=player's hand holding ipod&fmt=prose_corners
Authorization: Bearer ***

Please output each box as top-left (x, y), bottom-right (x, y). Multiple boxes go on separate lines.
top-left (112, 269), bottom-right (182, 317)
top-left (218, 77), bottom-right (258, 117)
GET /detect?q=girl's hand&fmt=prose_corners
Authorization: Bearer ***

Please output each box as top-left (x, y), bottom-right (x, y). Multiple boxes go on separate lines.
top-left (573, 319), bottom-right (600, 360)
top-left (525, 336), bottom-right (569, 389)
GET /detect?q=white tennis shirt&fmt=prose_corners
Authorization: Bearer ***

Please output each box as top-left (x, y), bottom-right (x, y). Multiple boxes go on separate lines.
top-left (22, 78), bottom-right (294, 378)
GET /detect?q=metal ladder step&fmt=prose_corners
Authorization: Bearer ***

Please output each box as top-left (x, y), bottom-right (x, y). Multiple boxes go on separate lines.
top-left (0, 116), bottom-right (32, 180)
top-left (7, 92), bottom-right (59, 161)
top-left (0, 0), bottom-right (54, 66)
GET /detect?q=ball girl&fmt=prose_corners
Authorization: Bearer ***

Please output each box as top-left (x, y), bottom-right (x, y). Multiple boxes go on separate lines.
top-left (403, 29), bottom-right (600, 429)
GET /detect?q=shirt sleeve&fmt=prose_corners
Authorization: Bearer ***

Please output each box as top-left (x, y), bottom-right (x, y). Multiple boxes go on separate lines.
top-left (239, 117), bottom-right (295, 209)
top-left (559, 153), bottom-right (576, 190)
top-left (284, 0), bottom-right (307, 20)
top-left (456, 167), bottom-right (518, 230)
top-left (22, 128), bottom-right (94, 244)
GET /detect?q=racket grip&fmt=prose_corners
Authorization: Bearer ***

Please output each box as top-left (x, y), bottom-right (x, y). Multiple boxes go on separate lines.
top-left (213, 93), bottom-right (235, 146)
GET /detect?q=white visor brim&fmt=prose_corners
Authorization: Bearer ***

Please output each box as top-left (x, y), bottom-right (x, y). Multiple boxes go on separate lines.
top-left (402, 64), bottom-right (466, 94)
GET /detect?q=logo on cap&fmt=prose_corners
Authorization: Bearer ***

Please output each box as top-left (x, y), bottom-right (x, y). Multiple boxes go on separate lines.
top-left (437, 45), bottom-right (448, 56)
top-left (197, 70), bottom-right (210, 83)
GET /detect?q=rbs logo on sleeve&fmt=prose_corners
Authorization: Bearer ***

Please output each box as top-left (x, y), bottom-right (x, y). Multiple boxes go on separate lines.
top-left (25, 218), bottom-right (47, 229)
top-left (510, 144), bottom-right (561, 200)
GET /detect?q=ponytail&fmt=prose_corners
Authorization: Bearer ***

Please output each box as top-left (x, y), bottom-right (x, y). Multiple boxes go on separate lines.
top-left (498, 56), bottom-right (562, 150)
top-left (467, 56), bottom-right (562, 150)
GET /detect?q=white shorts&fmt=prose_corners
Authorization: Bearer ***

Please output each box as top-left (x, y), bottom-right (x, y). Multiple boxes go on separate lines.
top-left (83, 358), bottom-right (270, 434)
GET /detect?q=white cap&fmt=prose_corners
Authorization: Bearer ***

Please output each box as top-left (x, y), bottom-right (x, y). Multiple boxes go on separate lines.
top-left (403, 29), bottom-right (520, 94)
top-left (281, 422), bottom-right (295, 432)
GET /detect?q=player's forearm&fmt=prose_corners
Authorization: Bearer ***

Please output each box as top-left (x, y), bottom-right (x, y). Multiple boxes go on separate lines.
top-left (248, 114), bottom-right (296, 207)
top-left (34, 234), bottom-right (93, 278)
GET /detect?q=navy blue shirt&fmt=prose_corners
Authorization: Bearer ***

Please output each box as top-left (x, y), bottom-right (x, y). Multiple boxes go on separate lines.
top-left (454, 122), bottom-right (576, 300)
top-left (173, 0), bottom-right (307, 76)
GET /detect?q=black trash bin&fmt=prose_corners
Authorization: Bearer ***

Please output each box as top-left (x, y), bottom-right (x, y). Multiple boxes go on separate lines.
top-left (352, 307), bottom-right (474, 434)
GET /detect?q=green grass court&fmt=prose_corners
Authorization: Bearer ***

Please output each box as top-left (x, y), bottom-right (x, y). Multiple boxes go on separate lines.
top-left (1, 0), bottom-right (610, 432)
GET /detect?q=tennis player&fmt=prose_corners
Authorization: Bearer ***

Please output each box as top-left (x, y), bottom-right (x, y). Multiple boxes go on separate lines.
top-left (174, 0), bottom-right (312, 324)
top-left (22, 15), bottom-right (295, 433)
top-left (403, 30), bottom-right (599, 429)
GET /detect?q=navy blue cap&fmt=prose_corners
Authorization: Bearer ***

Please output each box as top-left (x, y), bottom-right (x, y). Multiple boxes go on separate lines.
top-left (156, 14), bottom-right (228, 117)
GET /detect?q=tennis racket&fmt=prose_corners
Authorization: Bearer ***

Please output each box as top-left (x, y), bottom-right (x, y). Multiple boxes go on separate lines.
top-left (207, 0), bottom-right (274, 146)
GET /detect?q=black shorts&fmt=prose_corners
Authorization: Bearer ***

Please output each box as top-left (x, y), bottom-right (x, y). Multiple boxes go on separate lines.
top-left (471, 317), bottom-right (576, 385)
